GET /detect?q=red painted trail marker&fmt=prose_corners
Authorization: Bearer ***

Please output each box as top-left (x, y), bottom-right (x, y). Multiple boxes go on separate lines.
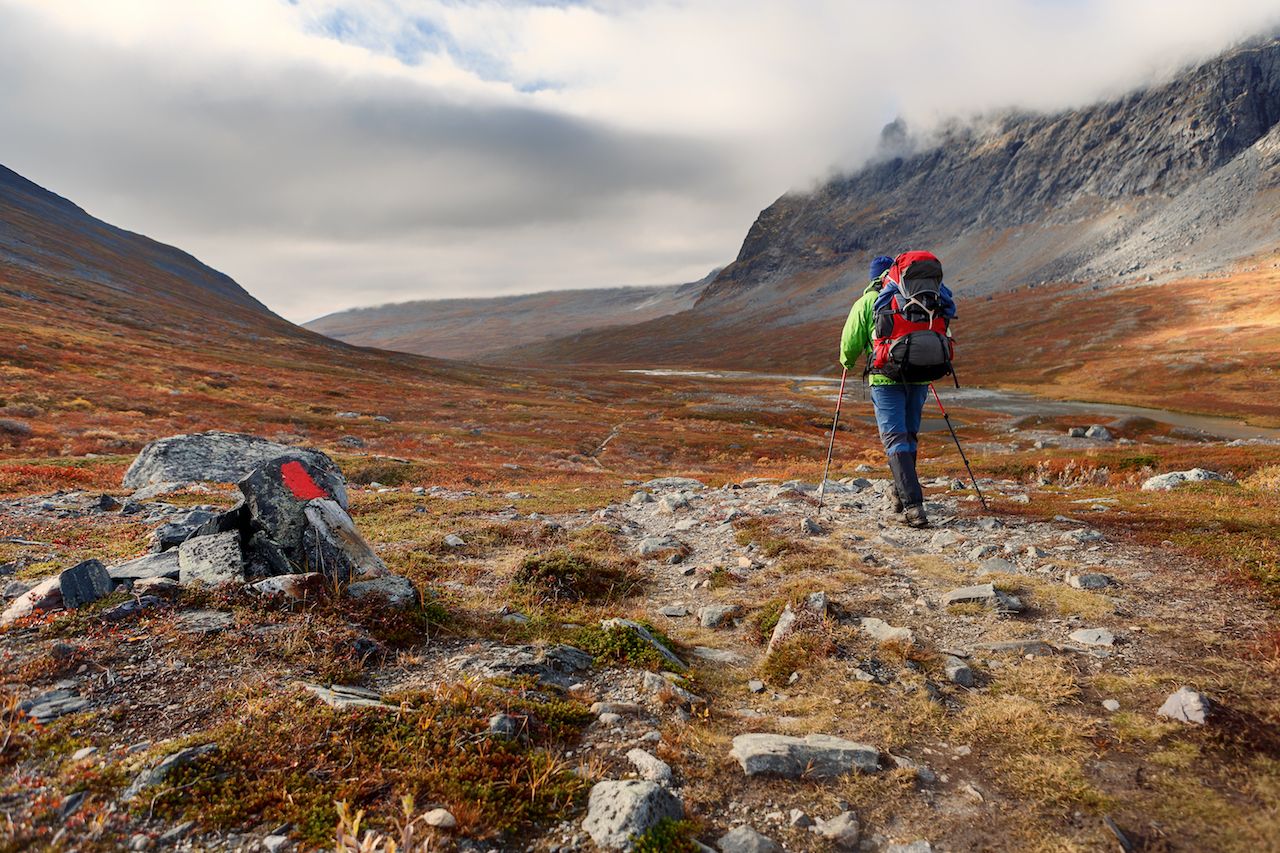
top-left (280, 460), bottom-right (330, 501)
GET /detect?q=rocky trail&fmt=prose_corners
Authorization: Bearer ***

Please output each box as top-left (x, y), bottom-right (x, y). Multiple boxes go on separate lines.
top-left (0, 432), bottom-right (1277, 852)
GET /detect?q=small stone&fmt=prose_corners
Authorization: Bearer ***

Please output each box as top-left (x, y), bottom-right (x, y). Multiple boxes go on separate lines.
top-left (968, 544), bottom-right (998, 561)
top-left (789, 809), bottom-right (813, 828)
top-left (1142, 468), bottom-right (1230, 491)
top-left (1102, 699), bottom-right (1121, 712)
top-left (886, 842), bottom-right (933, 853)
top-left (1067, 572), bottom-right (1115, 590)
top-left (488, 713), bottom-right (522, 739)
top-left (248, 572), bottom-right (325, 601)
top-left (72, 746), bottom-right (98, 761)
top-left (977, 557), bottom-right (1018, 576)
top-left (943, 656), bottom-right (974, 687)
top-left (638, 536), bottom-right (679, 557)
top-left (629, 491), bottom-right (654, 506)
top-left (129, 833), bottom-right (151, 851)
top-left (1157, 687), bottom-right (1212, 724)
top-left (860, 617), bottom-right (914, 644)
top-left (800, 517), bottom-right (824, 536)
top-left (626, 748), bottom-right (673, 784)
top-left (747, 679), bottom-right (765, 694)
top-left (817, 811), bottom-right (860, 848)
top-left (443, 533), bottom-right (466, 548)
top-left (123, 744), bottom-right (217, 801)
top-left (262, 836), bottom-right (290, 853)
top-left (660, 604), bottom-right (689, 618)
top-left (717, 825), bottom-right (780, 853)
top-left (597, 712), bottom-right (624, 726)
top-left (930, 530), bottom-right (961, 550)
top-left (1068, 628), bottom-right (1115, 647)
top-left (1084, 425), bottom-right (1113, 440)
top-left (423, 808), bottom-right (457, 829)
top-left (347, 575), bottom-right (419, 609)
top-left (698, 604), bottom-right (739, 628)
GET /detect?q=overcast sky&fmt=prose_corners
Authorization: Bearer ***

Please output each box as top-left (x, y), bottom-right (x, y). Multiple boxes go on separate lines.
top-left (1, 0), bottom-right (1278, 321)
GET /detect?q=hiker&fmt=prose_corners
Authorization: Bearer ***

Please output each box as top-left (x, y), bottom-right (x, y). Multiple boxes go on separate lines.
top-left (839, 252), bottom-right (956, 528)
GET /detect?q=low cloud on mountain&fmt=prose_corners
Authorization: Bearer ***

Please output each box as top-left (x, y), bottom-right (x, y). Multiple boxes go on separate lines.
top-left (1, 0), bottom-right (1276, 320)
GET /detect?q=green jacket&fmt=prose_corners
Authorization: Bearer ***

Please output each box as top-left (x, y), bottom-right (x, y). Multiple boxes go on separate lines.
top-left (838, 277), bottom-right (933, 385)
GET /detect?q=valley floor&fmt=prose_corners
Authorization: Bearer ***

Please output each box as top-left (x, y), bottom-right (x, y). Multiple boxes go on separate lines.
top-left (1, 370), bottom-right (1279, 852)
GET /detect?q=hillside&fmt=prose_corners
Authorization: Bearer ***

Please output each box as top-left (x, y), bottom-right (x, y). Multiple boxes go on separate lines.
top-left (497, 35), bottom-right (1280, 411)
top-left (305, 273), bottom-right (713, 360)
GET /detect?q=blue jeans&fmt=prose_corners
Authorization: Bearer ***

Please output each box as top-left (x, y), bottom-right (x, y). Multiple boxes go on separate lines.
top-left (871, 384), bottom-right (929, 455)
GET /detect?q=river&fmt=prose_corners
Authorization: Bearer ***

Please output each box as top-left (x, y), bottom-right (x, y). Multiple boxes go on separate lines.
top-left (622, 369), bottom-right (1280, 441)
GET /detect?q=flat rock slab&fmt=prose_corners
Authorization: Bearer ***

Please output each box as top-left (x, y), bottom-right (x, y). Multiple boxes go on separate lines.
top-left (125, 432), bottom-right (347, 507)
top-left (1142, 468), bottom-right (1230, 491)
top-left (582, 780), bottom-right (683, 850)
top-left (174, 609), bottom-right (235, 635)
top-left (347, 574), bottom-right (418, 609)
top-left (641, 477), bottom-right (705, 491)
top-left (1068, 627), bottom-right (1115, 647)
top-left (178, 531), bottom-right (244, 586)
top-left (730, 733), bottom-right (880, 778)
top-left (1, 576), bottom-right (63, 625)
top-left (718, 825), bottom-right (780, 853)
top-left (860, 617), bottom-right (914, 644)
top-left (109, 551), bottom-right (180, 582)
top-left (942, 583), bottom-right (1023, 612)
top-left (22, 690), bottom-right (89, 724)
top-left (302, 682), bottom-right (396, 711)
top-left (123, 744), bottom-right (217, 801)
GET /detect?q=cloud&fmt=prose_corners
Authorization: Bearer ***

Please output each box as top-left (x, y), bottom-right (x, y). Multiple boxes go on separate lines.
top-left (0, 0), bottom-right (1277, 321)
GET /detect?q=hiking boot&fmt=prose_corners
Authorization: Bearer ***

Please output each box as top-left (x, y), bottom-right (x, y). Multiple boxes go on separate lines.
top-left (903, 504), bottom-right (930, 529)
top-left (888, 489), bottom-right (904, 514)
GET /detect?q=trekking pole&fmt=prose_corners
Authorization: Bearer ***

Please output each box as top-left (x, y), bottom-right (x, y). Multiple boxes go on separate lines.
top-left (929, 384), bottom-right (989, 511)
top-left (816, 367), bottom-right (848, 515)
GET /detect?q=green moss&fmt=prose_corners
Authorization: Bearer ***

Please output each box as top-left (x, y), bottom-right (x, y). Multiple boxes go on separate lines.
top-left (631, 818), bottom-right (701, 852)
top-left (573, 623), bottom-right (681, 671)
top-left (512, 550), bottom-right (641, 603)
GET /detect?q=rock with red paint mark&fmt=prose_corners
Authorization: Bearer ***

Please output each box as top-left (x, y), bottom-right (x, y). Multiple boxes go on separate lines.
top-left (239, 455), bottom-right (350, 560)
top-left (125, 432), bottom-right (347, 506)
top-left (302, 498), bottom-right (390, 583)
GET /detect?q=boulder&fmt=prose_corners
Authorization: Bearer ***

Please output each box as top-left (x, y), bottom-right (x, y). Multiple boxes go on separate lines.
top-left (582, 780), bottom-right (683, 850)
top-left (943, 655), bottom-right (974, 687)
top-left (1, 576), bottom-right (63, 625)
top-left (302, 498), bottom-right (390, 583)
top-left (1141, 469), bottom-right (1231, 491)
top-left (239, 456), bottom-right (350, 561)
top-left (125, 432), bottom-right (347, 506)
top-left (109, 551), bottom-right (180, 582)
top-left (717, 825), bottom-right (780, 853)
top-left (729, 733), bottom-right (879, 778)
top-left (178, 532), bottom-right (244, 585)
top-left (59, 559), bottom-right (115, 608)
top-left (1157, 687), bottom-right (1213, 724)
top-left (1084, 425), bottom-right (1113, 441)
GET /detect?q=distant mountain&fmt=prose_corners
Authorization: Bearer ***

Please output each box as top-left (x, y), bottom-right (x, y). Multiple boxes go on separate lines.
top-left (305, 272), bottom-right (715, 360)
top-left (0, 164), bottom-right (278, 322)
top-left (503, 35), bottom-right (1280, 372)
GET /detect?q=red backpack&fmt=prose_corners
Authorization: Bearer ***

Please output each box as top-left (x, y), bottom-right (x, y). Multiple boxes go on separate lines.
top-left (869, 251), bottom-right (955, 383)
